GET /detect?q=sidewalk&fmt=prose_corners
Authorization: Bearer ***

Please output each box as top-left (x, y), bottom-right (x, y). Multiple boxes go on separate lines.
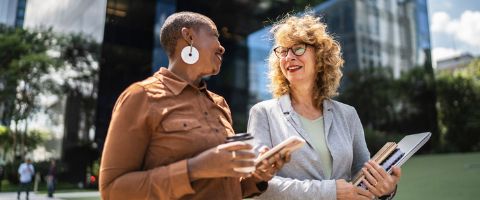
top-left (0, 191), bottom-right (100, 200)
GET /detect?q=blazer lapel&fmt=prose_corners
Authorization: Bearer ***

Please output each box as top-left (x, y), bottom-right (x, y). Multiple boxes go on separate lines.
top-left (278, 94), bottom-right (315, 149)
top-left (323, 99), bottom-right (340, 177)
top-left (323, 99), bottom-right (334, 139)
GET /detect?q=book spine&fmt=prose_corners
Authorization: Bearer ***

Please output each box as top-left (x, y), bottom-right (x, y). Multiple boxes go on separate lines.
top-left (358, 148), bottom-right (405, 189)
top-left (380, 149), bottom-right (405, 172)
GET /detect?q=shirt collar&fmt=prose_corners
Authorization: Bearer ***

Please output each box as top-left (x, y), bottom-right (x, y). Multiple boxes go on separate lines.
top-left (278, 93), bottom-right (333, 114)
top-left (155, 67), bottom-right (207, 95)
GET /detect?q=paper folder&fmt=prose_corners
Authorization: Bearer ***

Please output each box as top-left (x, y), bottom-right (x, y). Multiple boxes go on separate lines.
top-left (352, 132), bottom-right (431, 187)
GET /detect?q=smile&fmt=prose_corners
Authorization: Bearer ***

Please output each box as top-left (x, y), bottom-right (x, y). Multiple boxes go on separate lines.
top-left (287, 65), bottom-right (302, 72)
top-left (216, 53), bottom-right (223, 62)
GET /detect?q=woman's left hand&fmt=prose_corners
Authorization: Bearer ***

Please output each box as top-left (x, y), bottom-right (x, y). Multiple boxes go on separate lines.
top-left (362, 160), bottom-right (401, 197)
top-left (251, 146), bottom-right (291, 182)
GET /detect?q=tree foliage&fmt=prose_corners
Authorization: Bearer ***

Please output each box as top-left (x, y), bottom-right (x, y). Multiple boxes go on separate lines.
top-left (0, 25), bottom-right (60, 158)
top-left (338, 61), bottom-right (479, 153)
top-left (436, 60), bottom-right (480, 152)
top-left (396, 67), bottom-right (439, 150)
top-left (338, 67), bottom-right (397, 130)
top-left (0, 25), bottom-right (59, 125)
top-left (0, 25), bottom-right (100, 163)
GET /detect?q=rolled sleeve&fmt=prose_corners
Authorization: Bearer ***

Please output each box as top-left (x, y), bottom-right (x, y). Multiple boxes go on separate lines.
top-left (257, 176), bottom-right (337, 200)
top-left (165, 159), bottom-right (195, 198)
top-left (241, 178), bottom-right (267, 198)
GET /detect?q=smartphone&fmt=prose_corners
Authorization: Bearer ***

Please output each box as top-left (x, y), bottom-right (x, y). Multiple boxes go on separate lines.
top-left (254, 136), bottom-right (305, 166)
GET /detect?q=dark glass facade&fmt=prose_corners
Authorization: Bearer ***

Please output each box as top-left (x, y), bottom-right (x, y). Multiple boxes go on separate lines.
top-left (415, 0), bottom-right (431, 64)
top-left (95, 0), bottom-right (313, 148)
top-left (96, 0), bottom-right (157, 149)
top-left (0, 0), bottom-right (26, 27)
top-left (246, 0), bottom-right (433, 103)
top-left (15, 0), bottom-right (26, 27)
top-left (247, 29), bottom-right (273, 108)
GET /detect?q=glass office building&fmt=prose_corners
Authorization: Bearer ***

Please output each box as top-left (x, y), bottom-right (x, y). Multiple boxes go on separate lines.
top-left (17, 0), bottom-right (432, 157)
top-left (20, 0), bottom-right (108, 183)
top-left (96, 0), bottom-right (310, 144)
top-left (15, 0), bottom-right (311, 183)
top-left (12, 0), bottom-right (431, 185)
top-left (247, 0), bottom-right (432, 106)
top-left (0, 0), bottom-right (26, 27)
top-left (0, 0), bottom-right (435, 187)
top-left (98, 0), bottom-right (432, 146)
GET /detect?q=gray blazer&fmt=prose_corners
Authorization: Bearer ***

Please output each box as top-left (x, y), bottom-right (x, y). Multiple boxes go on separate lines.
top-left (247, 94), bottom-right (370, 200)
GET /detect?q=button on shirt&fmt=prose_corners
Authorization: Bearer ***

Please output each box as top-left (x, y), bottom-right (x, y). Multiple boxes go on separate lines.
top-left (100, 68), bottom-right (262, 200)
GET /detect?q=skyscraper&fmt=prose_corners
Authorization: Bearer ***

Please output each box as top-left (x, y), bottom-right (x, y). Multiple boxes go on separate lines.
top-left (247, 0), bottom-right (432, 105)
top-left (0, 0), bottom-right (26, 27)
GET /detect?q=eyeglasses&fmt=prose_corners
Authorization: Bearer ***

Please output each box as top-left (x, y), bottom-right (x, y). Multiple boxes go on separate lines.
top-left (273, 43), bottom-right (307, 58)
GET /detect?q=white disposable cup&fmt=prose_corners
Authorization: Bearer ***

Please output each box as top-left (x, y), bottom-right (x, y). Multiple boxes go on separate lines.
top-left (233, 138), bottom-right (255, 173)
top-left (226, 133), bottom-right (256, 173)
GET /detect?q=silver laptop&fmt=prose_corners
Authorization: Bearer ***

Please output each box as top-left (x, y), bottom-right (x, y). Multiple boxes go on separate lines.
top-left (388, 132), bottom-right (431, 173)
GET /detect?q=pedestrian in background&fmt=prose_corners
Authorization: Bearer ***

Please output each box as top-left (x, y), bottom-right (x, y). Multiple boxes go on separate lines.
top-left (46, 160), bottom-right (57, 198)
top-left (17, 158), bottom-right (35, 200)
top-left (0, 164), bottom-right (4, 192)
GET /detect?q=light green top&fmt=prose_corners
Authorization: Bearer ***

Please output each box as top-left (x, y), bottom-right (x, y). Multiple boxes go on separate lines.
top-left (298, 115), bottom-right (333, 179)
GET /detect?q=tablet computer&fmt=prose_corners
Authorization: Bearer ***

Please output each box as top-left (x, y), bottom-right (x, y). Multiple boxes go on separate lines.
top-left (254, 136), bottom-right (306, 166)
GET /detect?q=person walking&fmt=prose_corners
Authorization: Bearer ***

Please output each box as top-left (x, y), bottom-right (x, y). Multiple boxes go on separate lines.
top-left (0, 164), bottom-right (4, 192)
top-left (46, 160), bottom-right (57, 198)
top-left (17, 158), bottom-right (35, 200)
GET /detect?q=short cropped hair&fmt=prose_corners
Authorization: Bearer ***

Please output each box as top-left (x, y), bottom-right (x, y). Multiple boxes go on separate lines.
top-left (160, 11), bottom-right (214, 57)
top-left (268, 13), bottom-right (344, 109)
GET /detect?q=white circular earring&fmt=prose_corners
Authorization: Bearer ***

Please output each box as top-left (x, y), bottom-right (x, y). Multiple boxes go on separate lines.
top-left (181, 41), bottom-right (199, 64)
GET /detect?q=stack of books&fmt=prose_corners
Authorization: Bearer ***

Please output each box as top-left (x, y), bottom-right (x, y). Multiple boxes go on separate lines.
top-left (352, 142), bottom-right (405, 188)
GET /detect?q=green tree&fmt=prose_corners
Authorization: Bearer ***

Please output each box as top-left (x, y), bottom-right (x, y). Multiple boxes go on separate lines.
top-left (338, 67), bottom-right (398, 130)
top-left (436, 59), bottom-right (480, 152)
top-left (52, 33), bottom-right (101, 184)
top-left (0, 25), bottom-right (60, 159)
top-left (0, 125), bottom-right (11, 161)
top-left (338, 65), bottom-right (440, 152)
top-left (337, 67), bottom-right (405, 151)
top-left (396, 66), bottom-right (439, 151)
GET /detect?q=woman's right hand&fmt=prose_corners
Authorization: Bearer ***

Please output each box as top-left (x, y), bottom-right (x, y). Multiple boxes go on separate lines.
top-left (187, 141), bottom-right (256, 181)
top-left (336, 179), bottom-right (374, 200)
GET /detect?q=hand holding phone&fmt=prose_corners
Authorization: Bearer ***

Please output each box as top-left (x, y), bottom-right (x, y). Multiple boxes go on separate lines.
top-left (254, 136), bottom-right (305, 166)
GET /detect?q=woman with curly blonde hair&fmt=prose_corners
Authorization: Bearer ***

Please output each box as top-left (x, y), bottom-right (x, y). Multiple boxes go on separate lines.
top-left (247, 13), bottom-right (401, 200)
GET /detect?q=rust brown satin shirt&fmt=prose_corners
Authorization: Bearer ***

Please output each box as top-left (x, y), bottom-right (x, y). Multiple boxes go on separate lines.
top-left (100, 68), bottom-right (261, 200)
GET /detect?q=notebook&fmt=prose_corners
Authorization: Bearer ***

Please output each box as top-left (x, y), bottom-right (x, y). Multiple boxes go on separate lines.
top-left (352, 132), bottom-right (432, 187)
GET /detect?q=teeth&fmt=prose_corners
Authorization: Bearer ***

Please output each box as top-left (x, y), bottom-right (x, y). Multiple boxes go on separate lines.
top-left (216, 54), bottom-right (222, 61)
top-left (287, 66), bottom-right (301, 70)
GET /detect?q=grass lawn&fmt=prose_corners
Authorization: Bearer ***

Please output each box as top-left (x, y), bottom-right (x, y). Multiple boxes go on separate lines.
top-left (1, 180), bottom-right (82, 192)
top-left (2, 153), bottom-right (479, 200)
top-left (61, 198), bottom-right (100, 200)
top-left (395, 152), bottom-right (480, 200)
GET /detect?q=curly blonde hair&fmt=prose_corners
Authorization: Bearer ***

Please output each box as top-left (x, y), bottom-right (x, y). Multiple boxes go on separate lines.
top-left (268, 13), bottom-right (344, 109)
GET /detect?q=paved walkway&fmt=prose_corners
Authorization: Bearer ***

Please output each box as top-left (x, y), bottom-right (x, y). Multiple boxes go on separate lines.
top-left (0, 191), bottom-right (100, 200)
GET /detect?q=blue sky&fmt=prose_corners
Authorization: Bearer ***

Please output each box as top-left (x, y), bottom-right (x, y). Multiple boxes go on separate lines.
top-left (428, 0), bottom-right (480, 63)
